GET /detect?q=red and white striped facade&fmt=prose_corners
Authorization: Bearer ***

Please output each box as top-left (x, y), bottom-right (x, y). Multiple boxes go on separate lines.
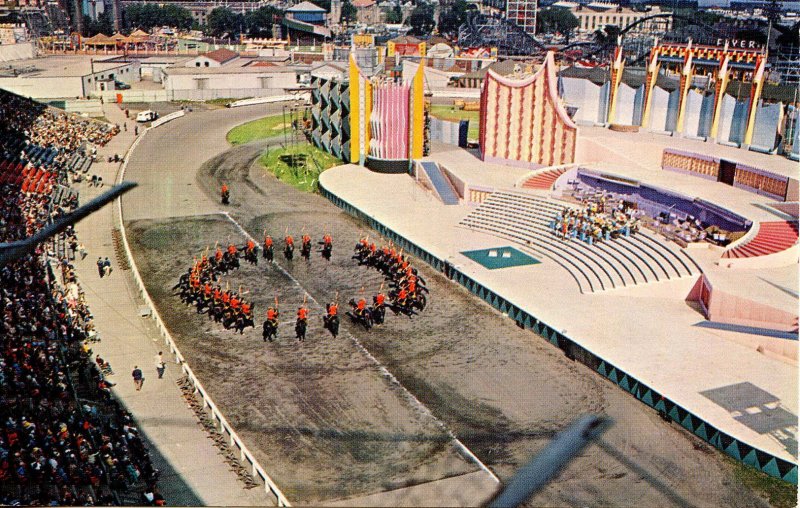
top-left (479, 52), bottom-right (578, 169)
top-left (369, 82), bottom-right (411, 160)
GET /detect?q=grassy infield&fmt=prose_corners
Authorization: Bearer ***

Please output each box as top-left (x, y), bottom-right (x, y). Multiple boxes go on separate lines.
top-left (227, 115), bottom-right (342, 193)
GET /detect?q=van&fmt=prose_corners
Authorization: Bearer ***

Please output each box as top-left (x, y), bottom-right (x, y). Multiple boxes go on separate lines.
top-left (136, 110), bottom-right (158, 122)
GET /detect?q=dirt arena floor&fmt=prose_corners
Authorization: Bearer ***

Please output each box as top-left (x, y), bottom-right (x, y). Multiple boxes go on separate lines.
top-left (127, 140), bottom-right (779, 507)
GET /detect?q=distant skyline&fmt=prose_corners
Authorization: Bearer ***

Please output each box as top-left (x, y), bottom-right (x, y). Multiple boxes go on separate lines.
top-left (697, 0), bottom-right (800, 10)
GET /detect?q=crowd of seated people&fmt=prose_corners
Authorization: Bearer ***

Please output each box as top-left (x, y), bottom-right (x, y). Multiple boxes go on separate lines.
top-left (0, 92), bottom-right (119, 154)
top-left (550, 198), bottom-right (641, 245)
top-left (0, 92), bottom-right (163, 506)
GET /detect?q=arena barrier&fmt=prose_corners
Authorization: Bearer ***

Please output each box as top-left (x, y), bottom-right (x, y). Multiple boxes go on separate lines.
top-left (115, 113), bottom-right (291, 507)
top-left (150, 110), bottom-right (185, 129)
top-left (318, 182), bottom-right (798, 486)
top-left (229, 94), bottom-right (311, 108)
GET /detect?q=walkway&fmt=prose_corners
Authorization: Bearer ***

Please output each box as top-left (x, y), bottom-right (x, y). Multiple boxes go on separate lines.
top-left (71, 103), bottom-right (271, 506)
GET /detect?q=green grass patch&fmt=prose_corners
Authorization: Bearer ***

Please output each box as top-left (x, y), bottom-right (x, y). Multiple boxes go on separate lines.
top-left (258, 143), bottom-right (342, 193)
top-left (429, 104), bottom-right (480, 141)
top-left (727, 457), bottom-right (797, 508)
top-left (227, 114), bottom-right (291, 145)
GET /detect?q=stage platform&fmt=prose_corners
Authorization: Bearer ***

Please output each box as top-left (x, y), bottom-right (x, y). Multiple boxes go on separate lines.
top-left (319, 145), bottom-right (798, 470)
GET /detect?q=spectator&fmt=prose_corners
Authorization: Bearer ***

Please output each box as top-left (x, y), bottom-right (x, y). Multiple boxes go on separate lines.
top-left (154, 352), bottom-right (165, 379)
top-left (132, 366), bottom-right (144, 391)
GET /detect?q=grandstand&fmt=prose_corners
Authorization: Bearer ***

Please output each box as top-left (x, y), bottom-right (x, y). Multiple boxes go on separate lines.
top-left (0, 90), bottom-right (161, 506)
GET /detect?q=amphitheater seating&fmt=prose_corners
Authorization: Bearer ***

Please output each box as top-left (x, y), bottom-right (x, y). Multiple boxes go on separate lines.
top-left (459, 190), bottom-right (698, 293)
top-left (722, 221), bottom-right (799, 259)
top-left (520, 167), bottom-right (568, 190)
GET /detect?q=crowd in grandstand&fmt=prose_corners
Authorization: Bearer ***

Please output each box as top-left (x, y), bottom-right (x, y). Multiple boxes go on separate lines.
top-left (550, 199), bottom-right (641, 245)
top-left (0, 90), bottom-right (163, 505)
top-left (0, 93), bottom-right (119, 154)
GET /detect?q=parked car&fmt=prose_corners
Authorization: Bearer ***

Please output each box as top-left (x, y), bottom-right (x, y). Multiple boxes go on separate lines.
top-left (115, 81), bottom-right (131, 90)
top-left (136, 110), bottom-right (158, 122)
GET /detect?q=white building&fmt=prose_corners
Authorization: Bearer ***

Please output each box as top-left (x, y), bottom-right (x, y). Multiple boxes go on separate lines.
top-left (162, 64), bottom-right (300, 100)
top-left (184, 48), bottom-right (239, 68)
top-left (0, 56), bottom-right (138, 98)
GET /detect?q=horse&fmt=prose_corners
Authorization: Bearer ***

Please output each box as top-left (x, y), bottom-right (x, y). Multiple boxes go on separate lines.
top-left (295, 318), bottom-right (307, 341)
top-left (234, 312), bottom-right (254, 334)
top-left (322, 313), bottom-right (339, 338)
top-left (346, 299), bottom-right (373, 330)
top-left (263, 244), bottom-right (274, 262)
top-left (300, 241), bottom-right (312, 261)
top-left (244, 247), bottom-right (258, 266)
top-left (284, 243), bottom-right (294, 261)
top-left (320, 242), bottom-right (332, 261)
top-left (221, 189), bottom-right (230, 205)
top-left (371, 299), bottom-right (386, 325)
top-left (262, 319), bottom-right (278, 342)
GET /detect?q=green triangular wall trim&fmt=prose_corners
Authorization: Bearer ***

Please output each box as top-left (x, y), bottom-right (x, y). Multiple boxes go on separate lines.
top-left (762, 459), bottom-right (780, 478)
top-left (742, 449), bottom-right (759, 468)
top-left (681, 413), bottom-right (694, 431)
top-left (619, 375), bottom-right (630, 392)
top-left (724, 441), bottom-right (742, 461)
top-left (694, 422), bottom-right (708, 441)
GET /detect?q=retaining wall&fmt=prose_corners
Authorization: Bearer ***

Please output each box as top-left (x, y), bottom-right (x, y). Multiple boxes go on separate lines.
top-left (318, 181), bottom-right (798, 486)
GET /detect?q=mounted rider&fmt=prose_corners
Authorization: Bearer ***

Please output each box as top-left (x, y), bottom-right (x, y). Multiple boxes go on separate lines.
top-left (263, 233), bottom-right (274, 261)
top-left (296, 303), bottom-right (309, 341)
top-left (301, 233), bottom-right (312, 260)
top-left (263, 305), bottom-right (279, 342)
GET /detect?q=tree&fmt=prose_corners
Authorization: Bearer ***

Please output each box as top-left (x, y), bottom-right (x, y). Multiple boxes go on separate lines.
top-left (408, 2), bottom-right (435, 36)
top-left (85, 11), bottom-right (113, 36)
top-left (123, 3), bottom-right (192, 31)
top-left (536, 7), bottom-right (579, 42)
top-left (385, 5), bottom-right (402, 24)
top-left (206, 7), bottom-right (243, 38)
top-left (245, 6), bottom-right (283, 38)
top-left (594, 24), bottom-right (621, 46)
top-left (437, 0), bottom-right (471, 37)
top-left (341, 1), bottom-right (357, 23)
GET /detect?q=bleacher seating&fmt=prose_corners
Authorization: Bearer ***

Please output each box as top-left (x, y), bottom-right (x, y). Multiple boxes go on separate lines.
top-left (520, 167), bottom-right (568, 190)
top-left (722, 221), bottom-right (799, 259)
top-left (459, 190), bottom-right (698, 293)
top-left (0, 89), bottom-right (162, 506)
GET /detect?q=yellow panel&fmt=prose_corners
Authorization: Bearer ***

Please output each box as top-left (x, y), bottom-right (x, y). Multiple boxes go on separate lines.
top-left (349, 55), bottom-right (361, 164)
top-left (411, 59), bottom-right (425, 159)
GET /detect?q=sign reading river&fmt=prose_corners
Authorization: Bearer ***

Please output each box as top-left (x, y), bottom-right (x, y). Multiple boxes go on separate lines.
top-left (716, 38), bottom-right (764, 50)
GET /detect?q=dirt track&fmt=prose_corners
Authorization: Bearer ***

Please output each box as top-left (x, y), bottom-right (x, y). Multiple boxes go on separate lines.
top-left (125, 124), bottom-right (780, 506)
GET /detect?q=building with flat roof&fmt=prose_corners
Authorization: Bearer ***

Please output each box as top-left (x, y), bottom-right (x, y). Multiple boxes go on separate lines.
top-left (0, 55), bottom-right (138, 98)
top-left (161, 60), bottom-right (300, 100)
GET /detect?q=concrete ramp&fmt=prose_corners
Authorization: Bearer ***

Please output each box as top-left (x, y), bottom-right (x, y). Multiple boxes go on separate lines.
top-left (420, 161), bottom-right (460, 205)
top-left (323, 470), bottom-right (499, 507)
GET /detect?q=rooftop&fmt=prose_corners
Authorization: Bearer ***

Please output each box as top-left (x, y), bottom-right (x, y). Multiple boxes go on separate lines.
top-left (286, 1), bottom-right (327, 12)
top-left (201, 48), bottom-right (239, 63)
top-left (0, 56), bottom-right (130, 78)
